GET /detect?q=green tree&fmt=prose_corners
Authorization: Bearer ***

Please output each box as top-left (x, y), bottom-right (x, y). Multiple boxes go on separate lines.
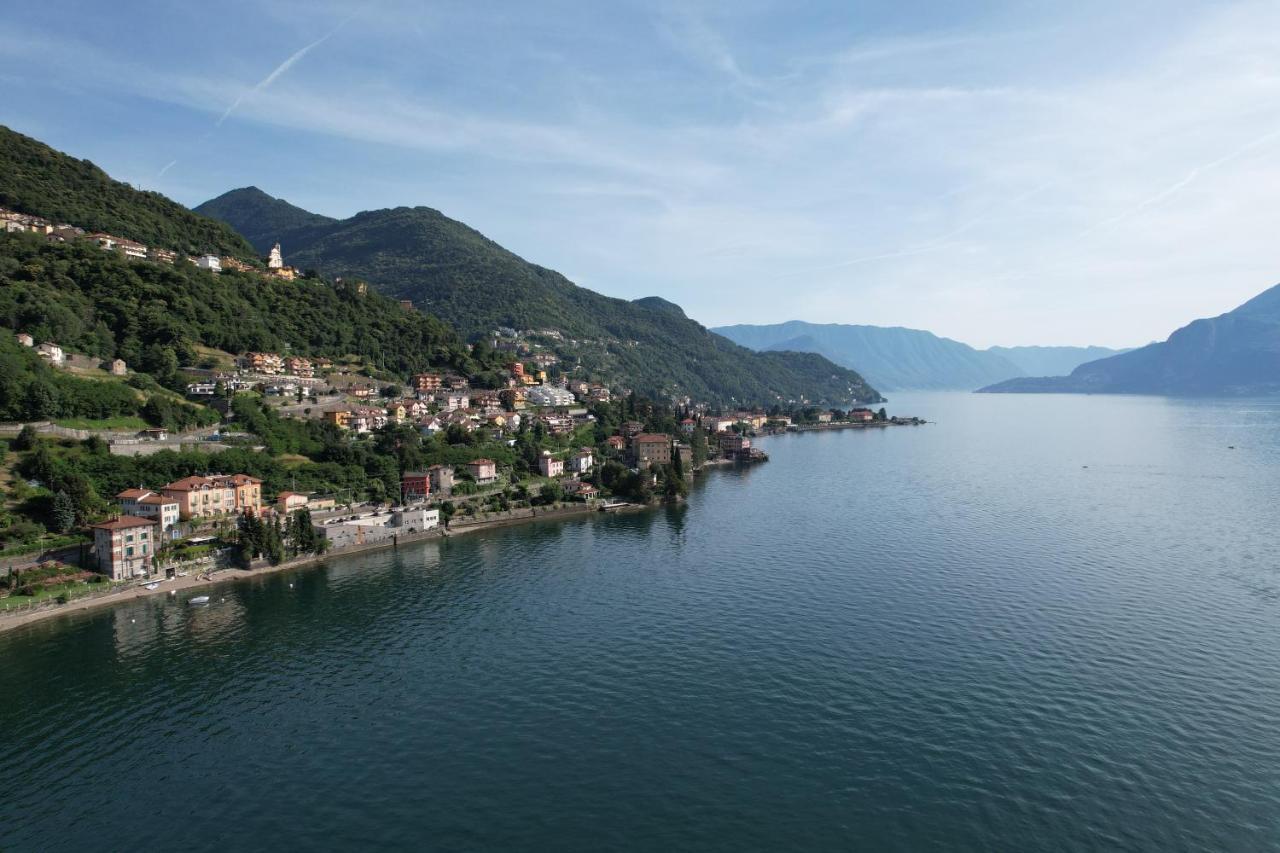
top-left (50, 490), bottom-right (76, 534)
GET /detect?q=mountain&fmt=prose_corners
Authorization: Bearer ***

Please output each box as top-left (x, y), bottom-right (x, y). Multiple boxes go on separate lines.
top-left (986, 345), bottom-right (1129, 378)
top-left (197, 188), bottom-right (880, 405)
top-left (0, 125), bottom-right (255, 259)
top-left (980, 285), bottom-right (1280, 395)
top-left (713, 321), bottom-right (1024, 391)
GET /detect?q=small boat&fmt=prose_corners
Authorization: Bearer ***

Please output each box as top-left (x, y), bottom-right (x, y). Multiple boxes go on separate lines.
top-left (143, 582), bottom-right (160, 590)
top-left (189, 596), bottom-right (210, 606)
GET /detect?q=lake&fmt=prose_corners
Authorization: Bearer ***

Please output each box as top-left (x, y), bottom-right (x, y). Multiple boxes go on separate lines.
top-left (2, 392), bottom-right (1279, 851)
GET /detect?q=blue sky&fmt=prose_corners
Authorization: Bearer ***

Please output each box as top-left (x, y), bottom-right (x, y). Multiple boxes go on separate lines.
top-left (4, 1), bottom-right (1280, 348)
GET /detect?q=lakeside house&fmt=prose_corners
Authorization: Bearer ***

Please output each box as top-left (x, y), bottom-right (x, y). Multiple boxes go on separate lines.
top-left (313, 506), bottom-right (439, 549)
top-left (426, 464), bottom-right (454, 496)
top-left (401, 472), bottom-right (432, 502)
top-left (91, 516), bottom-right (158, 580)
top-left (632, 434), bottom-right (673, 468)
top-left (569, 448), bottom-right (594, 475)
top-left (467, 459), bottom-right (498, 485)
top-left (538, 451), bottom-right (564, 478)
top-left (159, 473), bottom-right (262, 519)
top-left (116, 489), bottom-right (181, 536)
top-left (277, 491), bottom-right (309, 513)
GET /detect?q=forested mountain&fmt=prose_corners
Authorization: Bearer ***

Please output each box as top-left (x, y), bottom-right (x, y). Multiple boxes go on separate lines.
top-left (714, 322), bottom-right (1022, 390)
top-left (0, 125), bottom-right (255, 259)
top-left (197, 188), bottom-right (881, 404)
top-left (980, 285), bottom-right (1280, 396)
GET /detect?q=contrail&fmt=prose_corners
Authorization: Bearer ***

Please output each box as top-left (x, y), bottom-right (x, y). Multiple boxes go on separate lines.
top-left (216, 20), bottom-right (349, 126)
top-left (158, 14), bottom-right (354, 177)
top-left (1081, 125), bottom-right (1280, 237)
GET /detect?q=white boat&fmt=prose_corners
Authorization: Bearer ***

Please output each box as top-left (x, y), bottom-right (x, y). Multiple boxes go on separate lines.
top-left (189, 596), bottom-right (210, 605)
top-left (144, 582), bottom-right (160, 590)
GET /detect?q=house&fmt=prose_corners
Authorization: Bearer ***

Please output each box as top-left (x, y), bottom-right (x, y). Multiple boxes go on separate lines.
top-left (525, 384), bottom-right (576, 407)
top-left (632, 433), bottom-right (673, 468)
top-left (417, 416), bottom-right (443, 436)
top-left (701, 415), bottom-right (735, 433)
top-left (467, 458), bottom-right (498, 485)
top-left (91, 516), bottom-right (159, 581)
top-left (569, 448), bottom-right (594, 475)
top-left (588, 386), bottom-right (612, 403)
top-left (117, 239), bottom-right (148, 260)
top-left (413, 373), bottom-right (444, 393)
top-left (213, 474), bottom-right (263, 515)
top-left (116, 489), bottom-right (181, 535)
top-left (425, 464), bottom-right (454, 496)
top-left (720, 434), bottom-right (751, 456)
top-left (621, 421), bottom-right (646, 439)
top-left (606, 435), bottom-right (626, 451)
top-left (277, 491), bottom-right (310, 513)
top-left (849, 409), bottom-right (874, 423)
top-left (499, 387), bottom-right (527, 410)
top-left (283, 356), bottom-right (314, 377)
top-left (538, 451), bottom-right (564, 478)
top-left (160, 476), bottom-right (237, 520)
top-left (87, 232), bottom-right (118, 251)
top-left (385, 401), bottom-right (407, 423)
top-left (325, 410), bottom-right (353, 429)
top-left (434, 391), bottom-right (470, 412)
top-left (36, 342), bottom-right (65, 365)
top-left (817, 412), bottom-right (834, 423)
top-left (149, 247), bottom-right (177, 265)
top-left (16, 332), bottom-right (33, 347)
top-left (109, 359), bottom-right (127, 376)
top-left (399, 299), bottom-right (414, 311)
top-left (187, 382), bottom-right (217, 396)
top-left (563, 480), bottom-right (599, 500)
top-left (194, 254), bottom-right (221, 273)
top-left (680, 418), bottom-right (697, 433)
top-left (241, 352), bottom-right (284, 374)
top-left (140, 427), bottom-right (168, 441)
top-left (400, 472), bottom-right (432, 502)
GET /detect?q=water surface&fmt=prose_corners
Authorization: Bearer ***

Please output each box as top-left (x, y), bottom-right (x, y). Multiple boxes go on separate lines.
top-left (2, 392), bottom-right (1280, 851)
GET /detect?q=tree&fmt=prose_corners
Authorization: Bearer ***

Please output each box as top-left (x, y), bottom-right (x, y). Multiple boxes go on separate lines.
top-left (51, 490), bottom-right (76, 534)
top-left (539, 481), bottom-right (563, 505)
top-left (12, 424), bottom-right (38, 451)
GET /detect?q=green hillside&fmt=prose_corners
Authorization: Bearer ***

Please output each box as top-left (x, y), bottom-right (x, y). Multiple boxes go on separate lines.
top-left (0, 125), bottom-right (256, 259)
top-left (197, 189), bottom-right (881, 405)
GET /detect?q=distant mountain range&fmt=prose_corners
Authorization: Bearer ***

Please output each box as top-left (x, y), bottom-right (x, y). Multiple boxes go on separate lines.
top-left (196, 188), bottom-right (880, 405)
top-left (980, 285), bottom-right (1280, 396)
top-left (713, 321), bottom-right (1125, 391)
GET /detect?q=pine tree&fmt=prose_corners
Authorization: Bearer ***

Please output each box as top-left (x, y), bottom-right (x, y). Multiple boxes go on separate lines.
top-left (51, 490), bottom-right (76, 534)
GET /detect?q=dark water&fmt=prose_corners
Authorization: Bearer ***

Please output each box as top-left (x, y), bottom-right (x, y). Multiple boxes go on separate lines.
top-left (3, 392), bottom-right (1280, 852)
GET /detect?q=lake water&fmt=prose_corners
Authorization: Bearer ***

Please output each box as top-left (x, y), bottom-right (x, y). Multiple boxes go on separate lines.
top-left (3, 392), bottom-right (1280, 851)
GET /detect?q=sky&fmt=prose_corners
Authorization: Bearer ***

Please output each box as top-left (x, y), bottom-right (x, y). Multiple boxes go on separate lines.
top-left (4, 1), bottom-right (1280, 348)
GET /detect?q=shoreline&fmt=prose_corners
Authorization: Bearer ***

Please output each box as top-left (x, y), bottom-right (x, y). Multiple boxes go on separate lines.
top-left (0, 500), bottom-right (646, 636)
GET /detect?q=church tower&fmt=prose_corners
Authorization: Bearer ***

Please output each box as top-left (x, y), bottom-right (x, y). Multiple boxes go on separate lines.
top-left (267, 242), bottom-right (284, 269)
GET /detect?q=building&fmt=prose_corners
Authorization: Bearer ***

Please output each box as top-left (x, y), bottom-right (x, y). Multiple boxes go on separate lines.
top-left (91, 516), bottom-right (158, 580)
top-left (399, 299), bottom-right (414, 311)
top-left (425, 464), bottom-right (454, 496)
top-left (213, 474), bottom-right (263, 515)
top-left (720, 434), bottom-right (751, 457)
top-left (467, 458), bottom-right (498, 485)
top-left (194, 254), bottom-right (221, 273)
top-left (160, 476), bottom-right (237, 520)
top-left (401, 472), bottom-right (432, 502)
top-left (283, 356), bottom-right (314, 377)
top-left (277, 491), bottom-right (309, 513)
top-left (526, 384), bottom-right (576, 407)
top-left (605, 435), bottom-right (626, 451)
top-left (632, 433), bottom-right (673, 468)
top-left (35, 342), bottom-right (65, 365)
top-left (241, 352), bottom-right (284, 374)
top-left (413, 373), bottom-right (444, 393)
top-left (325, 410), bottom-right (353, 429)
top-left (116, 489), bottom-right (181, 535)
top-left (267, 242), bottom-right (285, 269)
top-left (312, 506), bottom-right (440, 549)
top-left (621, 421), bottom-right (646, 439)
top-left (16, 332), bottom-right (33, 347)
top-left (271, 266), bottom-right (297, 281)
top-left (849, 409), bottom-right (874, 423)
top-left (434, 391), bottom-right (470, 412)
top-left (149, 247), bottom-right (177, 265)
top-left (817, 412), bottom-right (833, 423)
top-left (569, 448), bottom-right (594, 475)
top-left (109, 358), bottom-right (127, 376)
top-left (538, 452), bottom-right (564, 478)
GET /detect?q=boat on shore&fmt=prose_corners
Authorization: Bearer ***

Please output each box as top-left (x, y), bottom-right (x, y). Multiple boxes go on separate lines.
top-left (189, 596), bottom-right (210, 606)
top-left (143, 582), bottom-right (160, 591)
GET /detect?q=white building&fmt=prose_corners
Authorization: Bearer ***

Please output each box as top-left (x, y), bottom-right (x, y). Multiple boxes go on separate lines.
top-left (313, 506), bottom-right (440, 549)
top-left (194, 254), bottom-right (221, 273)
top-left (569, 448), bottom-right (594, 475)
top-left (116, 489), bottom-right (182, 538)
top-left (526, 384), bottom-right (576, 407)
top-left (267, 242), bottom-right (284, 269)
top-left (35, 342), bottom-right (65, 365)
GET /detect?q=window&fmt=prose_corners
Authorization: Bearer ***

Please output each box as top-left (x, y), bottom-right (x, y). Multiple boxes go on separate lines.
top-left (126, 547), bottom-right (134, 557)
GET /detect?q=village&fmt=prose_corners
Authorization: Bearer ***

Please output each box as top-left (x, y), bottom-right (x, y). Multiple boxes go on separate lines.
top-left (0, 203), bottom-right (913, 616)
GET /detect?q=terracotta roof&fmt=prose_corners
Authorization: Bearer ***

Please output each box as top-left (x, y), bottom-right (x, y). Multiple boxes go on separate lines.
top-left (469, 458), bottom-right (495, 465)
top-left (138, 495), bottom-right (175, 506)
top-left (634, 433), bottom-right (671, 443)
top-left (161, 476), bottom-right (214, 491)
top-left (91, 515), bottom-right (158, 530)
top-left (116, 488), bottom-right (151, 499)
top-left (276, 491), bottom-right (307, 498)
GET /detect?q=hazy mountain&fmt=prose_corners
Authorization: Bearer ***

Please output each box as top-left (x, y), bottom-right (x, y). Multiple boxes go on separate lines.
top-left (713, 322), bottom-right (1024, 390)
top-left (986, 345), bottom-right (1129, 378)
top-left (197, 188), bottom-right (881, 405)
top-left (980, 285), bottom-right (1280, 395)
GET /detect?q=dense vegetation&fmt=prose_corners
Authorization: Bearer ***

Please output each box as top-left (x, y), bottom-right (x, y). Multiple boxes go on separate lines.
top-left (197, 189), bottom-right (881, 405)
top-left (0, 231), bottom-right (506, 383)
top-left (0, 125), bottom-right (256, 259)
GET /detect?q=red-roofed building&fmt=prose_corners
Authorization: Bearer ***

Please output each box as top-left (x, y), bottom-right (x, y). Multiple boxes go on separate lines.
top-left (91, 516), bottom-right (158, 580)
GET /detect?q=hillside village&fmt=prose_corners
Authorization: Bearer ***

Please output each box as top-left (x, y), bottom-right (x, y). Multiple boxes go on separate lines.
top-left (0, 183), bottom-right (907, 611)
